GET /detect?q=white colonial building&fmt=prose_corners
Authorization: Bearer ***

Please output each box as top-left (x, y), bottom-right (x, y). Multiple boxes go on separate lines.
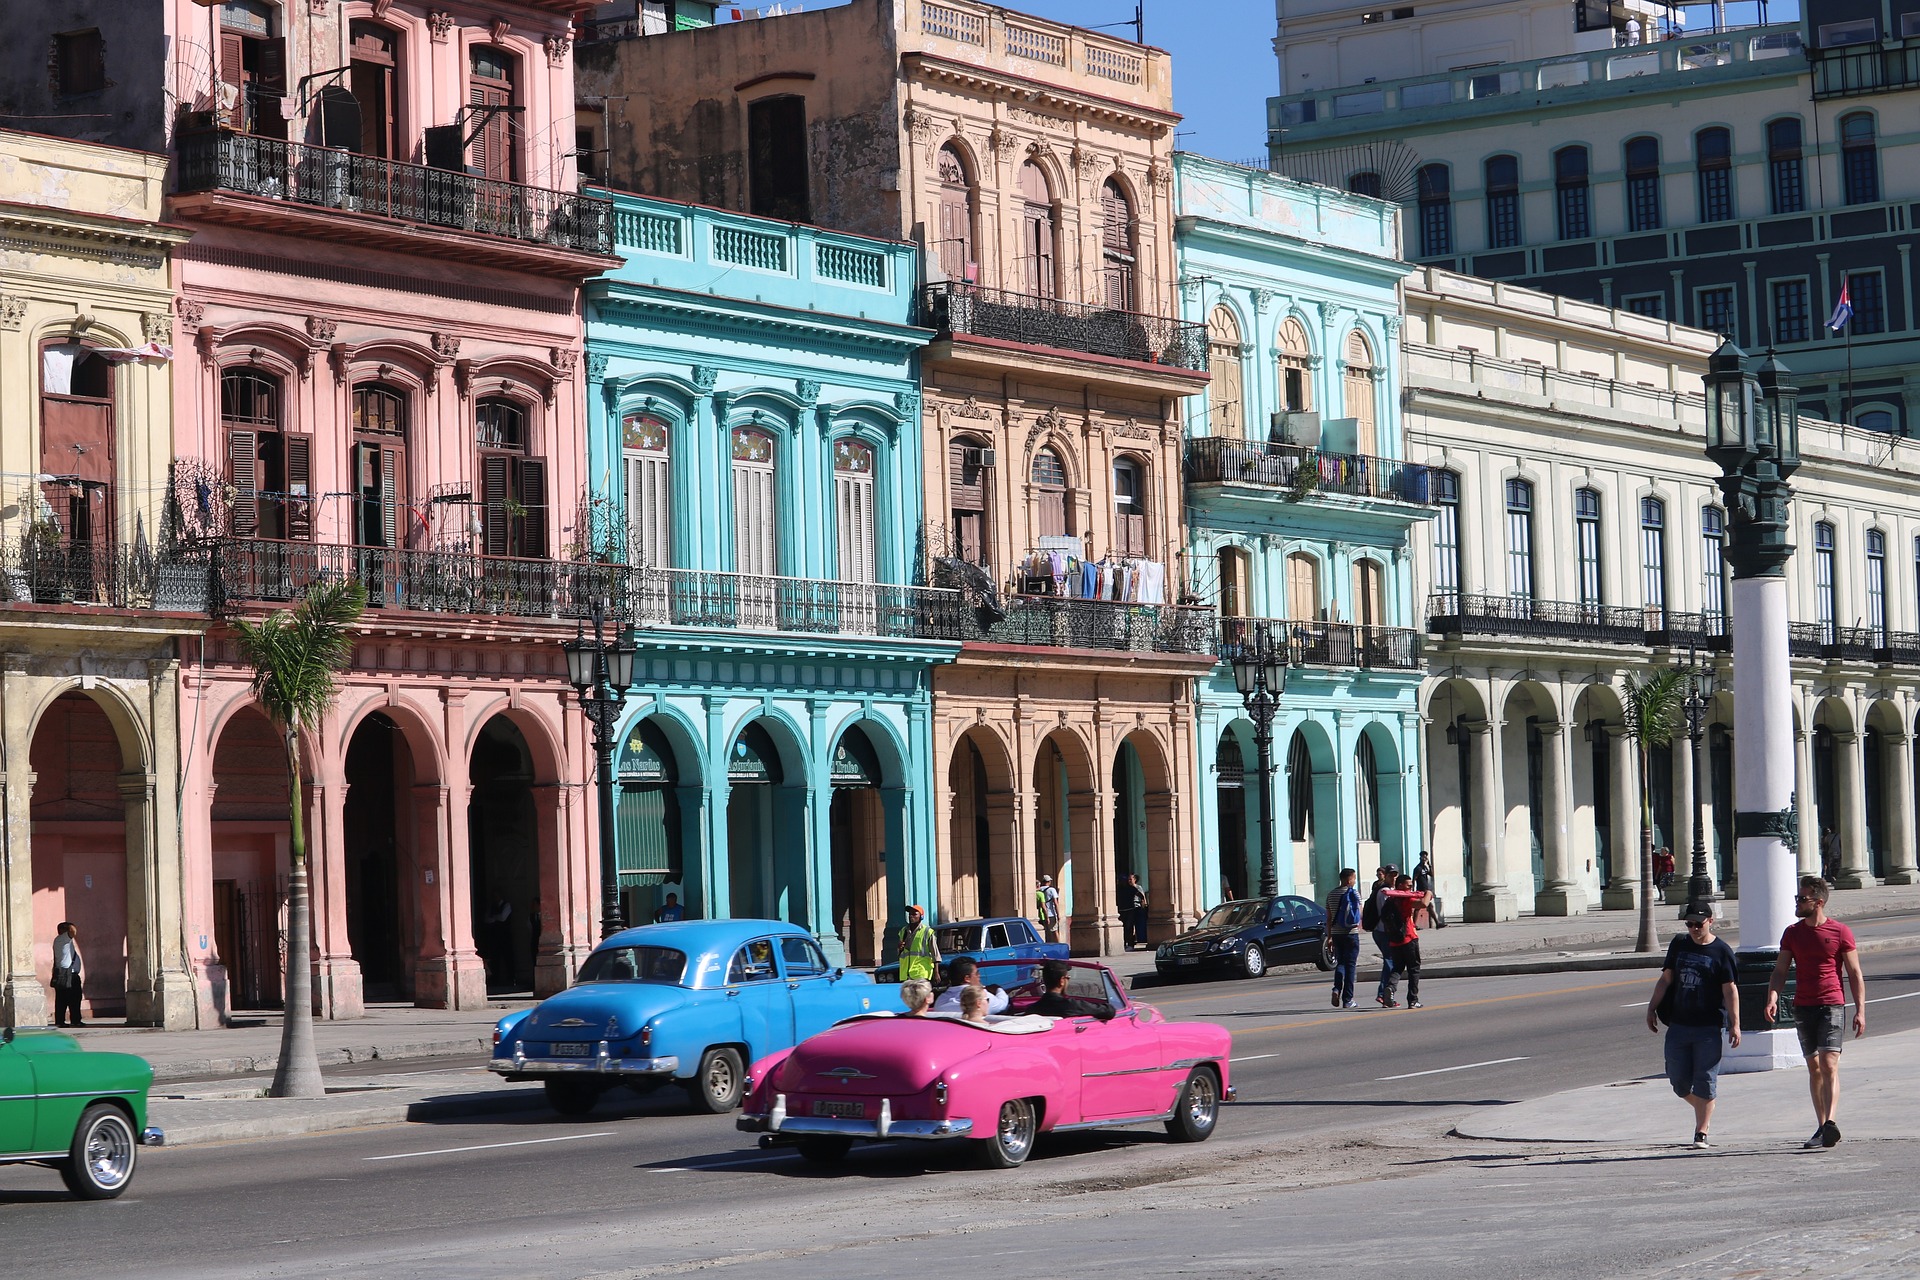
top-left (1406, 267), bottom-right (1920, 922)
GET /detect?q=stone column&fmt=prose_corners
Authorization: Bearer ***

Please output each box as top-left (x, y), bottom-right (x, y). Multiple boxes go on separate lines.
top-left (1534, 722), bottom-right (1587, 915)
top-left (1461, 718), bottom-right (1516, 921)
top-left (1068, 786), bottom-right (1119, 955)
top-left (1, 765), bottom-right (50, 1028)
top-left (1883, 730), bottom-right (1920, 884)
top-left (1794, 725), bottom-right (1820, 876)
top-left (1602, 728), bottom-right (1643, 909)
top-left (1833, 730), bottom-right (1877, 888)
top-left (310, 776), bottom-right (363, 1020)
top-left (1666, 730), bottom-right (1695, 905)
top-left (118, 770), bottom-right (163, 1027)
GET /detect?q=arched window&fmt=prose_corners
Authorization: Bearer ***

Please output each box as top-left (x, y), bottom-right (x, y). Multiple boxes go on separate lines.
top-left (936, 144), bottom-right (976, 281)
top-left (1624, 136), bottom-right (1661, 232)
top-left (1416, 164), bottom-right (1452, 257)
top-left (1640, 496), bottom-right (1667, 615)
top-left (1506, 478), bottom-right (1535, 600)
top-left (1841, 112), bottom-right (1879, 205)
top-left (1813, 520), bottom-right (1837, 642)
top-left (1286, 731), bottom-right (1313, 844)
top-left (1277, 318), bottom-right (1313, 415)
top-left (1431, 470), bottom-right (1461, 610)
top-left (1100, 179), bottom-right (1137, 311)
top-left (1354, 734), bottom-right (1379, 844)
top-left (731, 427), bottom-right (778, 577)
top-left (1768, 118), bottom-right (1804, 214)
top-left (1286, 552), bottom-right (1320, 622)
top-left (345, 20), bottom-right (400, 158)
top-left (1113, 456), bottom-right (1147, 556)
top-left (833, 438), bottom-right (876, 584)
top-left (1217, 545), bottom-right (1250, 618)
top-left (1019, 161), bottom-right (1057, 300)
top-left (1484, 154), bottom-right (1520, 248)
top-left (623, 413), bottom-right (671, 567)
top-left (1347, 171), bottom-right (1383, 199)
top-left (477, 397), bottom-right (544, 556)
top-left (1695, 127), bottom-right (1732, 222)
top-left (223, 368), bottom-right (308, 541)
top-left (468, 45), bottom-right (518, 182)
top-left (351, 383), bottom-right (407, 548)
top-left (1207, 306), bottom-right (1244, 437)
top-left (948, 434), bottom-right (990, 566)
top-left (1866, 528), bottom-right (1887, 644)
top-left (1031, 446), bottom-right (1070, 538)
top-left (1856, 408), bottom-right (1896, 434)
top-left (1554, 146), bottom-right (1590, 240)
top-left (1343, 331), bottom-right (1376, 456)
top-left (1574, 487), bottom-right (1602, 610)
top-left (39, 341), bottom-right (115, 545)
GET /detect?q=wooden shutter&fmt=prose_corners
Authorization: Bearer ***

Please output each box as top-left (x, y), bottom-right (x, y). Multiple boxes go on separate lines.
top-left (482, 453), bottom-right (510, 554)
top-left (257, 38), bottom-right (286, 93)
top-left (732, 458), bottom-right (776, 577)
top-left (470, 78), bottom-right (512, 180)
top-left (835, 471), bottom-right (875, 584)
top-left (1025, 210), bottom-right (1054, 299)
top-left (516, 457), bottom-right (547, 557)
top-left (1037, 485), bottom-right (1066, 538)
top-left (380, 446), bottom-right (399, 547)
top-left (1287, 554), bottom-right (1319, 622)
top-left (228, 429), bottom-right (258, 537)
top-left (284, 435), bottom-right (312, 539)
top-left (219, 32), bottom-right (245, 90)
top-left (624, 448), bottom-right (670, 567)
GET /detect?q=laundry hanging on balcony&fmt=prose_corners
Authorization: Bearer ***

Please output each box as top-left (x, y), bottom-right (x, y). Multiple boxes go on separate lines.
top-left (41, 342), bottom-right (173, 395)
top-left (1017, 551), bottom-right (1166, 604)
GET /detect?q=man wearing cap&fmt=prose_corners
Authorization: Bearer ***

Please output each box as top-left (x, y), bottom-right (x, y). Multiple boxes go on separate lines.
top-left (896, 904), bottom-right (941, 982)
top-left (1035, 874), bottom-right (1062, 944)
top-left (1646, 902), bottom-right (1741, 1149)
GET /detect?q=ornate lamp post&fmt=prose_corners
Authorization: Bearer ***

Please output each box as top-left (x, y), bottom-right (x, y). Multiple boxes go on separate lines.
top-left (1681, 643), bottom-right (1716, 919)
top-left (1230, 622), bottom-right (1292, 899)
top-left (1705, 340), bottom-right (1802, 1070)
top-left (563, 601), bottom-right (638, 939)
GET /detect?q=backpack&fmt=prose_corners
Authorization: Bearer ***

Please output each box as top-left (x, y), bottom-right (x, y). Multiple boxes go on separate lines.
top-left (1360, 889), bottom-right (1381, 933)
top-left (1379, 896), bottom-right (1405, 942)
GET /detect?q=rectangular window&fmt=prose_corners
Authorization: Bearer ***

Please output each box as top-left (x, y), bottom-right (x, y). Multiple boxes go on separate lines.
top-left (1640, 498), bottom-right (1666, 615)
top-left (1419, 198), bottom-right (1453, 257)
top-left (1696, 129), bottom-right (1733, 222)
top-left (54, 29), bottom-right (106, 96)
top-left (1432, 471), bottom-right (1461, 608)
top-left (1506, 479), bottom-right (1535, 600)
top-left (1697, 286), bottom-right (1736, 340)
top-left (1624, 294), bottom-right (1666, 319)
top-left (748, 95), bottom-right (811, 224)
top-left (1575, 489), bottom-right (1602, 611)
top-left (1627, 174), bottom-right (1661, 232)
top-left (1850, 271), bottom-right (1887, 335)
top-left (1814, 522), bottom-right (1837, 642)
top-left (1867, 530), bottom-right (1887, 645)
top-left (1557, 183), bottom-right (1590, 240)
top-left (1487, 191), bottom-right (1519, 248)
top-left (1701, 509), bottom-right (1727, 627)
top-left (1772, 279), bottom-right (1810, 344)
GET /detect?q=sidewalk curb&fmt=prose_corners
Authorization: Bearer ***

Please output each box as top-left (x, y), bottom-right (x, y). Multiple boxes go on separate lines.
top-left (150, 1036), bottom-right (492, 1084)
top-left (154, 1085), bottom-right (550, 1147)
top-left (1420, 930), bottom-right (1920, 980)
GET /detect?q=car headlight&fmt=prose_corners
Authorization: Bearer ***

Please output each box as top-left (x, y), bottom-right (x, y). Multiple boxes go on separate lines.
top-left (1155, 945), bottom-right (1170, 960)
top-left (1211, 937), bottom-right (1244, 952)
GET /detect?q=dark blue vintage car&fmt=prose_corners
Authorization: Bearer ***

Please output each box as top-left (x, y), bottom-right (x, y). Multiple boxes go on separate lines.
top-left (1154, 896), bottom-right (1334, 980)
top-left (489, 920), bottom-right (896, 1116)
top-left (875, 915), bottom-right (1067, 982)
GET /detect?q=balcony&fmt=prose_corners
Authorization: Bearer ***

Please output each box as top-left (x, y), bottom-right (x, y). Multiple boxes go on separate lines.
top-left (1649, 610), bottom-right (1733, 653)
top-left (205, 540), bottom-right (615, 621)
top-left (628, 568), bottom-right (969, 642)
top-left (1811, 40), bottom-right (1920, 100)
top-left (1220, 616), bottom-right (1420, 672)
top-left (0, 539), bottom-right (160, 610)
top-left (1791, 622), bottom-right (1882, 663)
top-left (173, 130), bottom-right (614, 272)
top-left (983, 595), bottom-right (1215, 655)
top-left (1185, 438), bottom-right (1435, 505)
top-left (1429, 593), bottom-right (1655, 645)
top-left (919, 282), bottom-right (1208, 378)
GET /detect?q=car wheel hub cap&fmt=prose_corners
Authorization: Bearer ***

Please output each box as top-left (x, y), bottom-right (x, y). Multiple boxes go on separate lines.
top-left (1188, 1078), bottom-right (1216, 1127)
top-left (87, 1121), bottom-right (133, 1188)
top-left (999, 1103), bottom-right (1033, 1157)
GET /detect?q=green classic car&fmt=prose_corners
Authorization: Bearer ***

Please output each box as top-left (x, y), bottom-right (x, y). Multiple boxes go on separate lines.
top-left (0, 1026), bottom-right (164, 1199)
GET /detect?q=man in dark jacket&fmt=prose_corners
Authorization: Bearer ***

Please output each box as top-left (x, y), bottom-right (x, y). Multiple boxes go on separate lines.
top-left (1118, 874), bottom-right (1148, 950)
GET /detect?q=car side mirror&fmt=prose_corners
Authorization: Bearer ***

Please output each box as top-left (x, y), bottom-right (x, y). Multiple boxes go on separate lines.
top-left (2, 1026), bottom-right (12, 1043)
top-left (833, 967), bottom-right (844, 982)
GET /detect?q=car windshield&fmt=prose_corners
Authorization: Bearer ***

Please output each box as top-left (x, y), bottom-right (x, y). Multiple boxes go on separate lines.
top-left (1198, 901), bottom-right (1264, 931)
top-left (936, 926), bottom-right (980, 953)
top-left (576, 945), bottom-right (687, 985)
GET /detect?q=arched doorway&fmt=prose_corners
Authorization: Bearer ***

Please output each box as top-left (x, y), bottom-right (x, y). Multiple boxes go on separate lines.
top-left (614, 717), bottom-right (687, 930)
top-left (725, 720), bottom-right (803, 924)
top-left (1284, 721), bottom-right (1339, 899)
top-left (29, 693), bottom-right (132, 1022)
top-left (207, 706), bottom-right (288, 1011)
top-left (1033, 730), bottom-right (1095, 951)
top-left (946, 728), bottom-right (1013, 919)
top-left (469, 716), bottom-right (538, 994)
top-left (344, 713), bottom-right (412, 1001)
top-left (1118, 730), bottom-right (1178, 940)
top-left (1500, 683), bottom-right (1557, 902)
top-left (829, 725), bottom-right (887, 967)
top-left (1357, 722), bottom-right (1406, 870)
top-left (1214, 729), bottom-right (1249, 904)
top-left (1112, 739), bottom-right (1145, 891)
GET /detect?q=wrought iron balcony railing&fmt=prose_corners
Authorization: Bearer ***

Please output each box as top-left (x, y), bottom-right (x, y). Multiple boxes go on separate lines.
top-left (0, 538), bottom-right (159, 610)
top-left (206, 539), bottom-right (616, 620)
top-left (1647, 609), bottom-right (1733, 652)
top-left (983, 595), bottom-right (1216, 654)
top-left (1428, 593), bottom-right (1653, 645)
top-left (1185, 438), bottom-right (1435, 505)
top-left (628, 566), bottom-right (971, 641)
top-left (175, 130), bottom-right (614, 256)
top-left (1811, 41), bottom-right (1920, 100)
top-left (918, 282), bottom-right (1208, 371)
top-left (1219, 617), bottom-right (1421, 672)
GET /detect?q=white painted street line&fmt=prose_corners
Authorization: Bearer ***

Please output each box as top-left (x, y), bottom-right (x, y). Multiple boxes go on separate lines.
top-left (1866, 990), bottom-right (1920, 1004)
top-left (1377, 1056), bottom-right (1529, 1082)
top-left (364, 1132), bottom-right (615, 1162)
top-left (1230, 1053), bottom-right (1281, 1063)
top-left (1622, 1001), bottom-right (1647, 1008)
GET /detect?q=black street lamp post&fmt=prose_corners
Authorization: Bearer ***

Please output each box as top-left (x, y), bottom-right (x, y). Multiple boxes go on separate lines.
top-left (563, 601), bottom-right (638, 940)
top-left (1682, 642), bottom-right (1715, 919)
top-left (1229, 622), bottom-right (1292, 899)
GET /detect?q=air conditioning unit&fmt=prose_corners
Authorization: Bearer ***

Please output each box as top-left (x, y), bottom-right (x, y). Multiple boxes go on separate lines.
top-left (964, 446), bottom-right (997, 468)
top-left (1270, 410), bottom-right (1321, 448)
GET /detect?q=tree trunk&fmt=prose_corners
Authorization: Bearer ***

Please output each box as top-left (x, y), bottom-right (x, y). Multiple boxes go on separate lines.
top-left (1635, 746), bottom-right (1656, 953)
top-left (270, 725), bottom-right (326, 1098)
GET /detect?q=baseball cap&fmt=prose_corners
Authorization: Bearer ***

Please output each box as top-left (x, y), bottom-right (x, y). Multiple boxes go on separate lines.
top-left (1684, 902), bottom-right (1714, 922)
top-left (1040, 874), bottom-right (1053, 883)
top-left (906, 904), bottom-right (924, 915)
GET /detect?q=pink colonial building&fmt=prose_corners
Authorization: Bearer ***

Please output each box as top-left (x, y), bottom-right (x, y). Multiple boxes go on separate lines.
top-left (164, 0), bottom-right (613, 1019)
top-left (123, 0), bottom-right (610, 1021)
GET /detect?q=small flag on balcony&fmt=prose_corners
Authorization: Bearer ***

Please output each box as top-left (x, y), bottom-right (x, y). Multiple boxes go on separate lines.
top-left (1829, 279), bottom-right (1853, 332)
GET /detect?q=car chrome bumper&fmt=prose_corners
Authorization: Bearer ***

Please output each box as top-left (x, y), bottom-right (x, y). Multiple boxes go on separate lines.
top-left (141, 1126), bottom-right (165, 1147)
top-left (737, 1095), bottom-right (973, 1141)
top-left (487, 1052), bottom-right (680, 1077)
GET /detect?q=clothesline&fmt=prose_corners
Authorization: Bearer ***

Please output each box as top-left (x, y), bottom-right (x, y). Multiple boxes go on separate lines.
top-left (1017, 550), bottom-right (1168, 605)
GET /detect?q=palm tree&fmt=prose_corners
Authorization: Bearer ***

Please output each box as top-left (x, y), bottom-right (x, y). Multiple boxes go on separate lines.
top-left (1621, 668), bottom-right (1686, 953)
top-left (232, 580), bottom-right (366, 1099)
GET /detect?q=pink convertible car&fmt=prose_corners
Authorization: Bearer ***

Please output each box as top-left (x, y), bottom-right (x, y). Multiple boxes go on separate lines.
top-left (737, 961), bottom-right (1233, 1168)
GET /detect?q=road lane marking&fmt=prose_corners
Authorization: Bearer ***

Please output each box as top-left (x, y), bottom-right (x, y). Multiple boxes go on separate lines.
top-left (1230, 1053), bottom-right (1282, 1063)
top-left (1230, 976), bottom-right (1648, 1037)
top-left (1866, 991), bottom-right (1920, 1004)
top-left (364, 1132), bottom-right (614, 1162)
top-left (1377, 1057), bottom-right (1529, 1081)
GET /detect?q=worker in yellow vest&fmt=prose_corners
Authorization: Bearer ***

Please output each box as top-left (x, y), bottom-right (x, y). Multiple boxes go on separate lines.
top-left (896, 904), bottom-right (941, 982)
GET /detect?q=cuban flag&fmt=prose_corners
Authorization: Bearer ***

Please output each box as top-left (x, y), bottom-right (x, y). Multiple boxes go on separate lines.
top-left (1829, 278), bottom-right (1854, 332)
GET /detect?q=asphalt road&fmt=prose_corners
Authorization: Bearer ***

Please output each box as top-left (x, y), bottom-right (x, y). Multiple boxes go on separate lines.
top-left (10, 944), bottom-right (1920, 1280)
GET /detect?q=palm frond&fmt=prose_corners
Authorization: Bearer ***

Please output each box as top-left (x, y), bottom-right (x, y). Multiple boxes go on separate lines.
top-left (1620, 668), bottom-right (1688, 748)
top-left (232, 580), bottom-right (367, 731)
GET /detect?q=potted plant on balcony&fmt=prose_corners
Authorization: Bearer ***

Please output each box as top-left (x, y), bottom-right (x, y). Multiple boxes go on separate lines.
top-left (1284, 451), bottom-right (1321, 502)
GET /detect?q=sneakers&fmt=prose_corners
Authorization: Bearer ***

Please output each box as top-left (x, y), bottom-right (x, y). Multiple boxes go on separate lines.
top-left (1408, 1000), bottom-right (1424, 1009)
top-left (1803, 1129), bottom-right (1827, 1149)
top-left (1692, 1132), bottom-right (1710, 1150)
top-left (1331, 990), bottom-right (1342, 1008)
top-left (1377, 995), bottom-right (1400, 1009)
top-left (1821, 1120), bottom-right (1841, 1148)
top-left (1342, 1000), bottom-right (1357, 1009)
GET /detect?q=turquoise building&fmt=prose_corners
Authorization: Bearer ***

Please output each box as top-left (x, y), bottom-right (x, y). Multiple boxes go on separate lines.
top-left (585, 192), bottom-right (960, 966)
top-left (1174, 154), bottom-right (1434, 904)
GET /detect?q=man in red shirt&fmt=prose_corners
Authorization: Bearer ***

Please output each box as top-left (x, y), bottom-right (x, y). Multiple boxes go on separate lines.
top-left (1765, 876), bottom-right (1867, 1149)
top-left (1376, 874), bottom-right (1432, 1010)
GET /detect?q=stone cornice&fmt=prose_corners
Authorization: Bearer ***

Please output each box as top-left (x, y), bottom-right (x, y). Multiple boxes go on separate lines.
top-left (0, 204), bottom-right (190, 273)
top-left (589, 282), bottom-right (932, 360)
top-left (902, 52), bottom-right (1178, 135)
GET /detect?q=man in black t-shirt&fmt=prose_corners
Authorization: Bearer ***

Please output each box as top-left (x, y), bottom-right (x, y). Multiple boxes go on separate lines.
top-left (1645, 903), bottom-right (1741, 1149)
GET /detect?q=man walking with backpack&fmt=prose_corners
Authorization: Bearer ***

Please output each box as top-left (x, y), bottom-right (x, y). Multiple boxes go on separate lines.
top-left (1376, 874), bottom-right (1433, 1009)
top-left (1324, 868), bottom-right (1362, 1009)
top-left (1362, 866), bottom-right (1398, 1006)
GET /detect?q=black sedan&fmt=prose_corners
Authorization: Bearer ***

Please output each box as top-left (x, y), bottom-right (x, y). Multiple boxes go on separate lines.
top-left (1154, 896), bottom-right (1333, 980)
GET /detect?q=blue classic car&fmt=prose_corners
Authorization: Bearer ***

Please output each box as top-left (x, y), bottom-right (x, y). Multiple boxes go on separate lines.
top-left (876, 916), bottom-right (1067, 981)
top-left (489, 920), bottom-right (895, 1116)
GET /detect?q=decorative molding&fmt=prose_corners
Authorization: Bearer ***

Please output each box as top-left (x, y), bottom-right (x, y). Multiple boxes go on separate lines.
top-left (691, 365), bottom-right (718, 393)
top-left (893, 389), bottom-right (919, 419)
top-left (426, 10), bottom-right (454, 41)
top-left (585, 352), bottom-right (610, 381)
top-left (1112, 417), bottom-right (1153, 440)
top-left (1009, 105), bottom-right (1072, 134)
top-left (1249, 288), bottom-right (1274, 316)
top-left (430, 331), bottom-right (461, 360)
top-left (796, 378), bottom-right (821, 405)
top-left (141, 311), bottom-right (172, 343)
top-left (1383, 315), bottom-right (1403, 338)
top-left (1147, 160), bottom-right (1172, 190)
top-left (948, 395), bottom-right (994, 419)
top-left (988, 126), bottom-right (1019, 160)
top-left (0, 227), bottom-right (165, 271)
top-left (549, 347), bottom-right (578, 379)
top-left (490, 18), bottom-right (512, 44)
top-left (544, 33), bottom-right (571, 67)
top-left (0, 294), bottom-right (25, 331)
top-left (305, 315), bottom-right (338, 344)
top-left (308, 0), bottom-right (330, 14)
top-left (1072, 145), bottom-right (1106, 180)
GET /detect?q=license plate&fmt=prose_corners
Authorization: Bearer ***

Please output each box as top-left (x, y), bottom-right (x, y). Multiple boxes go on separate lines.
top-left (551, 1043), bottom-right (592, 1057)
top-left (1177, 957), bottom-right (1200, 966)
top-left (811, 1100), bottom-right (865, 1119)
